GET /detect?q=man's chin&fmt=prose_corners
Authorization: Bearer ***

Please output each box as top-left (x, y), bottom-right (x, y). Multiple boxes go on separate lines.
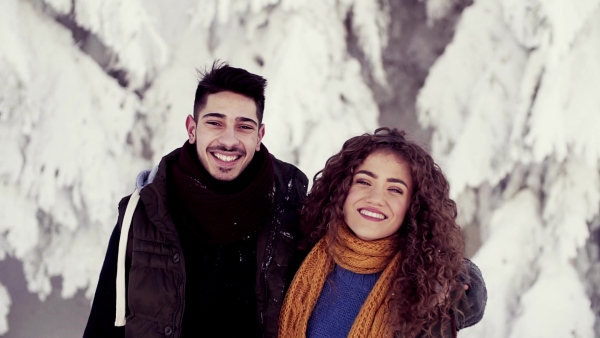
top-left (209, 167), bottom-right (239, 181)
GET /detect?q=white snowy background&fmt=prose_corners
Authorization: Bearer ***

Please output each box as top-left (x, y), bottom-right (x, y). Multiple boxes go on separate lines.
top-left (0, 0), bottom-right (598, 337)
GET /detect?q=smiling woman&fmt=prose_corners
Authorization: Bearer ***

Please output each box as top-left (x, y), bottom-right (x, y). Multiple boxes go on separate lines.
top-left (278, 128), bottom-right (487, 338)
top-left (343, 150), bottom-right (413, 241)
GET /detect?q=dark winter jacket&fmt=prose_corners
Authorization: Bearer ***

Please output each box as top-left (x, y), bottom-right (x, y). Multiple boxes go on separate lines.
top-left (83, 147), bottom-right (308, 338)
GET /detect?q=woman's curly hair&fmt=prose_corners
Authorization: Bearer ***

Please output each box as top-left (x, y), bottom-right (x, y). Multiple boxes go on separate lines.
top-left (300, 127), bottom-right (467, 338)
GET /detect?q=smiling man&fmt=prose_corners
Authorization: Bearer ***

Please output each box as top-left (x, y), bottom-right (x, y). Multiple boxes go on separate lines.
top-left (83, 62), bottom-right (308, 338)
top-left (188, 90), bottom-right (264, 181)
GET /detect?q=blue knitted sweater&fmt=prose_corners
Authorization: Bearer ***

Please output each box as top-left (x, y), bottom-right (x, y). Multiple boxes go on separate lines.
top-left (306, 265), bottom-right (382, 337)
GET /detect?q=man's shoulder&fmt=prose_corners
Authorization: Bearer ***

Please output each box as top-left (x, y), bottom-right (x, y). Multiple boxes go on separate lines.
top-left (117, 194), bottom-right (134, 213)
top-left (270, 155), bottom-right (308, 188)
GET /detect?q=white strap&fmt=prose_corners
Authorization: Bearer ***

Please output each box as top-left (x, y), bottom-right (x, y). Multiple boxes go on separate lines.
top-left (114, 189), bottom-right (140, 327)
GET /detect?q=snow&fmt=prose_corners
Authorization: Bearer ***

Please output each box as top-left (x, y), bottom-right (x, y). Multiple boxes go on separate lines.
top-left (67, 0), bottom-right (169, 89)
top-left (543, 159), bottom-right (600, 260)
top-left (509, 257), bottom-right (595, 338)
top-left (1, 0), bottom-right (143, 301)
top-left (460, 190), bottom-right (543, 338)
top-left (420, 0), bottom-right (600, 337)
top-left (0, 283), bottom-right (10, 335)
top-left (342, 0), bottom-right (389, 85)
top-left (0, 185), bottom-right (39, 259)
top-left (1, 0), bottom-right (599, 336)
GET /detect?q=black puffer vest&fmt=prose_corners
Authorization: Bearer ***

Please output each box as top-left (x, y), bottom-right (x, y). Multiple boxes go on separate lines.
top-left (122, 148), bottom-right (307, 338)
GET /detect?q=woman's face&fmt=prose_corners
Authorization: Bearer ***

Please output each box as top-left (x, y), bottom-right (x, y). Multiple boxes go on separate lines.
top-left (343, 150), bottom-right (413, 241)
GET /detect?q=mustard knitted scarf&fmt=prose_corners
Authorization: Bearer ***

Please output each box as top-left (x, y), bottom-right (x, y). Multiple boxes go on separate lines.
top-left (279, 223), bottom-right (402, 338)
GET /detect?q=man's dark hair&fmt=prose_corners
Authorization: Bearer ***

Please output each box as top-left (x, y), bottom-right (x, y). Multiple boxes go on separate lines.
top-left (193, 61), bottom-right (267, 124)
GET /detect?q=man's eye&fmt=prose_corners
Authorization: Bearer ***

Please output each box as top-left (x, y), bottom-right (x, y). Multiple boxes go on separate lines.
top-left (240, 125), bottom-right (254, 130)
top-left (206, 121), bottom-right (220, 126)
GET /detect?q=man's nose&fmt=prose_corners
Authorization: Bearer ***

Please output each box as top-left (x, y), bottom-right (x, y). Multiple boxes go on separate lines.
top-left (218, 126), bottom-right (239, 148)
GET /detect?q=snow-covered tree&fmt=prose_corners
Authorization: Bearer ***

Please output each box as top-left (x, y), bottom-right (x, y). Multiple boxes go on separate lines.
top-left (417, 0), bottom-right (600, 337)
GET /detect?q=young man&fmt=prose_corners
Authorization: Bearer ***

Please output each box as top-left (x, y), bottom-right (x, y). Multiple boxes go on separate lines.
top-left (84, 62), bottom-right (486, 338)
top-left (83, 62), bottom-right (309, 338)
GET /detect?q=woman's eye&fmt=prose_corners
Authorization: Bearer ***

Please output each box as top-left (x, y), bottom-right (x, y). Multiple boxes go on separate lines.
top-left (389, 188), bottom-right (403, 194)
top-left (356, 179), bottom-right (369, 186)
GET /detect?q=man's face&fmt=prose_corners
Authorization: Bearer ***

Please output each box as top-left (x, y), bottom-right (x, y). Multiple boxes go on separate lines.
top-left (186, 91), bottom-right (265, 181)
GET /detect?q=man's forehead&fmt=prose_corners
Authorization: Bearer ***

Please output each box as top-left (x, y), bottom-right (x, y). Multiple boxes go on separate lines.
top-left (201, 91), bottom-right (259, 122)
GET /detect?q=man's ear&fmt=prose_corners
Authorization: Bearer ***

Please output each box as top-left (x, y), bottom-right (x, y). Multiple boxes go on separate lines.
top-left (186, 115), bottom-right (197, 143)
top-left (256, 124), bottom-right (265, 151)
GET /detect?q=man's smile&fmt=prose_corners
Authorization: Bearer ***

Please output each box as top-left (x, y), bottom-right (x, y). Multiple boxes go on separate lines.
top-left (213, 153), bottom-right (241, 162)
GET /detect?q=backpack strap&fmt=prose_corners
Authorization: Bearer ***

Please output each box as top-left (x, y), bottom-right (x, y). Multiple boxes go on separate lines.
top-left (114, 189), bottom-right (140, 326)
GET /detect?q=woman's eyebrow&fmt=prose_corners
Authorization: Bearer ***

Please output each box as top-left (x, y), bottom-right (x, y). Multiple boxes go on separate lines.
top-left (387, 177), bottom-right (409, 189)
top-left (355, 169), bottom-right (376, 178)
top-left (356, 170), bottom-right (408, 189)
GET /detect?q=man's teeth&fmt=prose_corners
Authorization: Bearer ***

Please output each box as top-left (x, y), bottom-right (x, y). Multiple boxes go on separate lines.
top-left (360, 209), bottom-right (385, 219)
top-left (214, 153), bottom-right (239, 162)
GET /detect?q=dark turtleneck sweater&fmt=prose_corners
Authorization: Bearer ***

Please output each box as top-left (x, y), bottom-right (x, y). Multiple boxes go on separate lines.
top-left (177, 226), bottom-right (260, 337)
top-left (168, 142), bottom-right (274, 337)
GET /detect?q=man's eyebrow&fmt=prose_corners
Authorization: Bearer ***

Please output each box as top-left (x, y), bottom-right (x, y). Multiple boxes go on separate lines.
top-left (236, 117), bottom-right (258, 126)
top-left (355, 170), bottom-right (409, 189)
top-left (201, 112), bottom-right (225, 119)
top-left (201, 113), bottom-right (258, 126)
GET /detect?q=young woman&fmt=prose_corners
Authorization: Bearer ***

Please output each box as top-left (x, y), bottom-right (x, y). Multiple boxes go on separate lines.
top-left (279, 128), bottom-right (483, 338)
